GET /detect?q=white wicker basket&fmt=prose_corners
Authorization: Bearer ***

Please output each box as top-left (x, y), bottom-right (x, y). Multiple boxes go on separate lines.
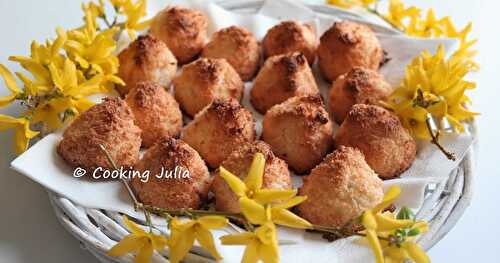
top-left (48, 1), bottom-right (477, 262)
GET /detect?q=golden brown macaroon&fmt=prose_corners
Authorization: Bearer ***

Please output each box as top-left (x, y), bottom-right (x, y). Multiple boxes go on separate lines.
top-left (250, 52), bottom-right (319, 113)
top-left (261, 95), bottom-right (334, 174)
top-left (57, 97), bottom-right (141, 172)
top-left (131, 137), bottom-right (211, 209)
top-left (318, 21), bottom-right (384, 82)
top-left (335, 104), bottom-right (416, 179)
top-left (262, 21), bottom-right (318, 65)
top-left (201, 26), bottom-right (260, 81)
top-left (211, 140), bottom-right (292, 213)
top-left (117, 34), bottom-right (177, 96)
top-left (329, 67), bottom-right (392, 124)
top-left (125, 82), bottom-right (183, 147)
top-left (149, 6), bottom-right (208, 64)
top-left (181, 98), bottom-right (256, 168)
top-left (173, 58), bottom-right (244, 117)
top-left (297, 146), bottom-right (384, 227)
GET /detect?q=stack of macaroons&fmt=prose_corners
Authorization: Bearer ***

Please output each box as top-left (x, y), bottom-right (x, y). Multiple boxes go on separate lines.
top-left (57, 5), bottom-right (417, 227)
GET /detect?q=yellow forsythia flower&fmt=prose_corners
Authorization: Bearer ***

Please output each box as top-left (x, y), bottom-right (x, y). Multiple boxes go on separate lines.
top-left (48, 58), bottom-right (103, 96)
top-left (239, 195), bottom-right (312, 229)
top-left (107, 216), bottom-right (168, 263)
top-left (0, 115), bottom-right (38, 154)
top-left (168, 216), bottom-right (228, 263)
top-left (0, 64), bottom-right (21, 107)
top-left (66, 5), bottom-right (121, 80)
top-left (87, 0), bottom-right (106, 18)
top-left (31, 96), bottom-right (94, 130)
top-left (384, 0), bottom-right (478, 52)
top-left (385, 45), bottom-right (478, 139)
top-left (361, 186), bottom-right (430, 263)
top-left (384, 0), bottom-right (421, 30)
top-left (219, 153), bottom-right (297, 205)
top-left (220, 222), bottom-right (279, 263)
top-left (8, 27), bottom-right (68, 96)
top-left (121, 0), bottom-right (151, 39)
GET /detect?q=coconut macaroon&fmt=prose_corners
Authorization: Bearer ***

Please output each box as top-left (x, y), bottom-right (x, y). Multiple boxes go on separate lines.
top-left (262, 21), bottom-right (318, 65)
top-left (335, 104), bottom-right (416, 179)
top-left (149, 6), bottom-right (208, 64)
top-left (131, 137), bottom-right (211, 209)
top-left (211, 140), bottom-right (292, 213)
top-left (181, 98), bottom-right (256, 168)
top-left (57, 97), bottom-right (141, 172)
top-left (125, 82), bottom-right (183, 147)
top-left (297, 146), bottom-right (384, 227)
top-left (117, 35), bottom-right (177, 96)
top-left (318, 21), bottom-right (384, 82)
top-left (250, 52), bottom-right (319, 113)
top-left (329, 67), bottom-right (392, 124)
top-left (201, 26), bottom-right (260, 81)
top-left (261, 95), bottom-right (334, 173)
top-left (173, 58), bottom-right (244, 117)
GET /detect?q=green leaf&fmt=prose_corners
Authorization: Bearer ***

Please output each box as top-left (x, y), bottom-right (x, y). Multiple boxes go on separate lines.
top-left (397, 207), bottom-right (415, 221)
top-left (407, 228), bottom-right (421, 236)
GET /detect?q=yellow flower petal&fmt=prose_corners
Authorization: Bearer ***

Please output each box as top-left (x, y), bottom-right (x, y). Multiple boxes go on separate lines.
top-left (0, 114), bottom-right (22, 131)
top-left (197, 216), bottom-right (228, 229)
top-left (135, 240), bottom-right (154, 263)
top-left (107, 235), bottom-right (145, 257)
top-left (253, 189), bottom-right (297, 204)
top-left (374, 214), bottom-right (414, 232)
top-left (172, 220), bottom-right (196, 233)
top-left (107, 75), bottom-right (126, 86)
top-left (72, 97), bottom-right (95, 114)
top-left (151, 234), bottom-right (168, 251)
top-left (362, 211), bottom-right (378, 230)
top-left (244, 152), bottom-right (265, 192)
top-left (255, 222), bottom-right (276, 245)
top-left (258, 238), bottom-right (279, 263)
top-left (23, 120), bottom-right (38, 139)
top-left (403, 242), bottom-right (430, 263)
top-left (366, 229), bottom-right (384, 263)
top-left (242, 240), bottom-right (259, 263)
top-left (384, 246), bottom-right (408, 262)
top-left (273, 196), bottom-right (307, 210)
top-left (62, 59), bottom-right (78, 91)
top-left (31, 103), bottom-right (63, 130)
top-left (374, 186), bottom-right (401, 213)
top-left (0, 94), bottom-right (17, 108)
top-left (219, 166), bottom-right (247, 198)
top-left (196, 227), bottom-right (222, 261)
top-left (48, 63), bottom-right (63, 90)
top-left (168, 225), bottom-right (196, 263)
top-left (240, 197), bottom-right (267, 225)
top-left (52, 27), bottom-right (67, 57)
top-left (8, 119), bottom-right (38, 154)
top-left (0, 64), bottom-right (20, 94)
top-left (412, 221), bottom-right (429, 234)
top-left (271, 208), bottom-right (312, 229)
top-left (427, 100), bottom-right (447, 118)
top-left (14, 125), bottom-right (29, 154)
top-left (123, 215), bottom-right (147, 235)
top-left (220, 233), bottom-right (254, 245)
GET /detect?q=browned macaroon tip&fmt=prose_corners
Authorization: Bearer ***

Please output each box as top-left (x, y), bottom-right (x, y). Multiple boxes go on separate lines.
top-left (346, 104), bottom-right (400, 131)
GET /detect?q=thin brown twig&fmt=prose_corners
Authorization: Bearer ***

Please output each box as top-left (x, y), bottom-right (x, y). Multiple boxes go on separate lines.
top-left (424, 118), bottom-right (456, 161)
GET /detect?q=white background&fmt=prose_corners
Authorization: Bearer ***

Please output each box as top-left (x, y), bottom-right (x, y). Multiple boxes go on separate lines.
top-left (0, 0), bottom-right (498, 262)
